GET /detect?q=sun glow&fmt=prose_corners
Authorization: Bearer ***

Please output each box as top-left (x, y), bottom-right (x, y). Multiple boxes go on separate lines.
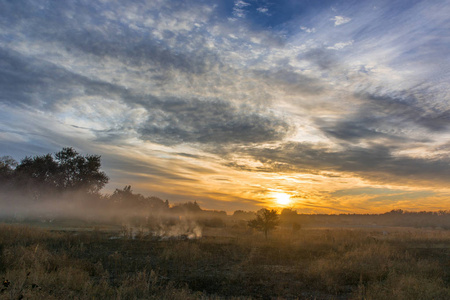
top-left (273, 193), bottom-right (291, 206)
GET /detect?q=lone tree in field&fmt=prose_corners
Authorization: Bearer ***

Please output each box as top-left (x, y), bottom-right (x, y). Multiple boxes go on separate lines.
top-left (248, 208), bottom-right (280, 239)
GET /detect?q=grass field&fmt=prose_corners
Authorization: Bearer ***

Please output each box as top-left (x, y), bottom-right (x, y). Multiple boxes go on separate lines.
top-left (0, 222), bottom-right (449, 299)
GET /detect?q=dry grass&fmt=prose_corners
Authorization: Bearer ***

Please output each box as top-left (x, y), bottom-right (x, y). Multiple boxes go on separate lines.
top-left (0, 223), bottom-right (449, 299)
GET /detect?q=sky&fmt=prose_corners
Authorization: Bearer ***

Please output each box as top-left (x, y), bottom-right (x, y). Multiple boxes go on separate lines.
top-left (1, 0), bottom-right (449, 213)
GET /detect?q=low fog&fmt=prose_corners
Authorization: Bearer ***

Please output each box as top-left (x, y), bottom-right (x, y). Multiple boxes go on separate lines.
top-left (0, 148), bottom-right (229, 239)
top-left (1, 148), bottom-right (449, 234)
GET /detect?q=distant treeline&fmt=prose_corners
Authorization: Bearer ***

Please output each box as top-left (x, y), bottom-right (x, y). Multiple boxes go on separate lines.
top-left (269, 208), bottom-right (450, 230)
top-left (1, 148), bottom-right (449, 229)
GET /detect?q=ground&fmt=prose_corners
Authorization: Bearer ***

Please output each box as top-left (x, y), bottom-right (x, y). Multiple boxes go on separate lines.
top-left (0, 221), bottom-right (449, 299)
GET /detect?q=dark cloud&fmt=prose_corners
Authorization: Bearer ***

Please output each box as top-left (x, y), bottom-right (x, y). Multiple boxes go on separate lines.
top-left (362, 92), bottom-right (450, 132)
top-left (0, 48), bottom-right (63, 107)
top-left (316, 90), bottom-right (449, 144)
top-left (62, 29), bottom-right (217, 75)
top-left (233, 142), bottom-right (450, 186)
top-left (139, 98), bottom-right (293, 146)
top-left (318, 119), bottom-right (388, 142)
top-left (0, 48), bottom-right (126, 109)
top-left (0, 48), bottom-right (292, 148)
top-left (175, 152), bottom-right (203, 159)
top-left (301, 48), bottom-right (339, 70)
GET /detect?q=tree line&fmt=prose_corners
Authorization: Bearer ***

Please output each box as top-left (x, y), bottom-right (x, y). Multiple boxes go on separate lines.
top-left (0, 147), bottom-right (108, 199)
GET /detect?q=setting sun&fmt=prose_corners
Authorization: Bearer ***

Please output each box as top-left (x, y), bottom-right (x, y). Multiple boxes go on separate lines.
top-left (273, 193), bottom-right (291, 206)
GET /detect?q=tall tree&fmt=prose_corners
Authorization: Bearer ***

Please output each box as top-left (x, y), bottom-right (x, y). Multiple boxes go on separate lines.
top-left (10, 147), bottom-right (109, 199)
top-left (248, 208), bottom-right (280, 239)
top-left (0, 156), bottom-right (17, 179)
top-left (14, 154), bottom-right (59, 198)
top-left (54, 147), bottom-right (109, 193)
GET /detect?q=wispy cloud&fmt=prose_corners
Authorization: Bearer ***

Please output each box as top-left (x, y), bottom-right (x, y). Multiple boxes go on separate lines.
top-left (331, 15), bottom-right (351, 26)
top-left (300, 26), bottom-right (316, 33)
top-left (257, 7), bottom-right (270, 15)
top-left (327, 40), bottom-right (353, 50)
top-left (233, 0), bottom-right (251, 18)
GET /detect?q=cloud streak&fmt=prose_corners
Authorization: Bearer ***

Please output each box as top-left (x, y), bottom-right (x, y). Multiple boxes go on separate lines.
top-left (231, 142), bottom-right (450, 186)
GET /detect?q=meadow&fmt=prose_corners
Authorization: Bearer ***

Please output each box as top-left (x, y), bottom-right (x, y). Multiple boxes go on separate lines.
top-left (1, 220), bottom-right (449, 300)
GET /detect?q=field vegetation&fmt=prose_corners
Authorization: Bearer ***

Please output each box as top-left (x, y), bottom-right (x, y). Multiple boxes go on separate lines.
top-left (0, 220), bottom-right (449, 300)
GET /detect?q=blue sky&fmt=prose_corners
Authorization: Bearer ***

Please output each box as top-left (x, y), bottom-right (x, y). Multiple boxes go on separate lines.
top-left (0, 0), bottom-right (449, 212)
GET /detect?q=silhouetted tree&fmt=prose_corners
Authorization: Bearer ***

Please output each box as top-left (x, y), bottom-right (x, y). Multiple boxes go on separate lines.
top-left (7, 147), bottom-right (108, 199)
top-left (14, 154), bottom-right (59, 199)
top-left (110, 185), bottom-right (139, 205)
top-left (387, 209), bottom-right (404, 215)
top-left (0, 156), bottom-right (17, 181)
top-left (248, 208), bottom-right (280, 239)
top-left (109, 185), bottom-right (168, 212)
top-left (54, 147), bottom-right (108, 193)
top-left (280, 208), bottom-right (298, 222)
top-left (171, 201), bottom-right (202, 214)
